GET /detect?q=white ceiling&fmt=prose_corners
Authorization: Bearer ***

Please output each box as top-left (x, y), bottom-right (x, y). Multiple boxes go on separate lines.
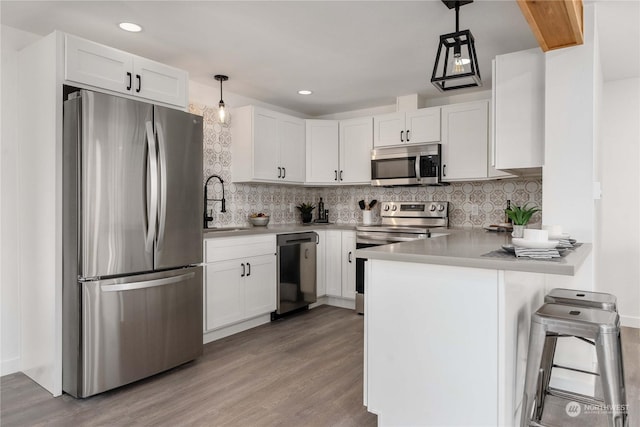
top-left (1, 1), bottom-right (638, 116)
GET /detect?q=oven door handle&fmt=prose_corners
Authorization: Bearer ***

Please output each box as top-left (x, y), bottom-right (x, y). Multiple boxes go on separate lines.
top-left (415, 155), bottom-right (421, 182)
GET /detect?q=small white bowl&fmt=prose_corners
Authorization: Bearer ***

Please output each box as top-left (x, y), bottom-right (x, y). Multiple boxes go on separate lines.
top-left (249, 216), bottom-right (270, 227)
top-left (523, 229), bottom-right (549, 242)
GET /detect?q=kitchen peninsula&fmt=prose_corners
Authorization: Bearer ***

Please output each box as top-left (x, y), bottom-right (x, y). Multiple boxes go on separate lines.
top-left (357, 229), bottom-right (591, 426)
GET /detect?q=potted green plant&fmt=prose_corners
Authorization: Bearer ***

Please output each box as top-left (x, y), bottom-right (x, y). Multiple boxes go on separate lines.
top-left (296, 202), bottom-right (316, 223)
top-left (505, 202), bottom-right (541, 238)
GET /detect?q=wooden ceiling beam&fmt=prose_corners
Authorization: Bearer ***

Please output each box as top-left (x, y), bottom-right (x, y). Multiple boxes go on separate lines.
top-left (517, 0), bottom-right (584, 52)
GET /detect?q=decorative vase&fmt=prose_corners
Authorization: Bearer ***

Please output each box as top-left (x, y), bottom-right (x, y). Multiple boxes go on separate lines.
top-left (512, 225), bottom-right (525, 238)
top-left (301, 212), bottom-right (312, 223)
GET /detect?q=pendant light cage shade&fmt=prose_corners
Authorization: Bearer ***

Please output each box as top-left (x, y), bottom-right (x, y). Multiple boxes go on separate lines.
top-left (430, 0), bottom-right (482, 92)
top-left (431, 29), bottom-right (482, 91)
top-left (214, 74), bottom-right (230, 126)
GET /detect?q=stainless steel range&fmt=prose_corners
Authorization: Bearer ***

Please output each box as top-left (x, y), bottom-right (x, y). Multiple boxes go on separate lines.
top-left (355, 201), bottom-right (449, 314)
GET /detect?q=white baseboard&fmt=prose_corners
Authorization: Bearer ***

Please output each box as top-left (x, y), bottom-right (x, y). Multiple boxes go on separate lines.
top-left (203, 314), bottom-right (271, 344)
top-left (1, 357), bottom-right (20, 376)
top-left (621, 315), bottom-right (640, 328)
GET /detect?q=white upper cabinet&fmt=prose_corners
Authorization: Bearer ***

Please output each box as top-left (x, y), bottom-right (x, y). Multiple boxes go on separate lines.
top-left (441, 101), bottom-right (489, 181)
top-left (339, 117), bottom-right (372, 184)
top-left (306, 120), bottom-right (339, 184)
top-left (373, 107), bottom-right (440, 148)
top-left (492, 48), bottom-right (545, 171)
top-left (65, 34), bottom-right (188, 108)
top-left (305, 117), bottom-right (372, 185)
top-left (232, 105), bottom-right (306, 184)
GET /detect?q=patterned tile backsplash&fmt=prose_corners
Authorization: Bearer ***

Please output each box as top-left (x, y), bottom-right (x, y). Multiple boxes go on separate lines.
top-left (191, 104), bottom-right (542, 229)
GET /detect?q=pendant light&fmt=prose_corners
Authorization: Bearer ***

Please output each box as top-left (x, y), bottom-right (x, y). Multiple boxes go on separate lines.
top-left (431, 0), bottom-right (482, 92)
top-left (214, 74), bottom-right (230, 125)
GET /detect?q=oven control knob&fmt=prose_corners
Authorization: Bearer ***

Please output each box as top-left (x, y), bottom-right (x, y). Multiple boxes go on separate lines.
top-left (383, 204), bottom-right (390, 211)
top-left (429, 204), bottom-right (437, 212)
top-left (391, 205), bottom-right (397, 211)
top-left (438, 204), bottom-right (446, 212)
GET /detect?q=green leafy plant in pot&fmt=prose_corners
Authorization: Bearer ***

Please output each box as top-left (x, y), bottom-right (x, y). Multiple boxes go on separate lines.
top-left (296, 203), bottom-right (316, 223)
top-left (505, 202), bottom-right (541, 238)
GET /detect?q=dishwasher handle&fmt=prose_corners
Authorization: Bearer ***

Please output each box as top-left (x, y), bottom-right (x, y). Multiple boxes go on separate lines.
top-left (277, 232), bottom-right (318, 247)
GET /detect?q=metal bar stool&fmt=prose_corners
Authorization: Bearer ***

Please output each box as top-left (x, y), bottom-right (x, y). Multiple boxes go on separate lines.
top-left (537, 289), bottom-right (618, 414)
top-left (521, 303), bottom-right (627, 427)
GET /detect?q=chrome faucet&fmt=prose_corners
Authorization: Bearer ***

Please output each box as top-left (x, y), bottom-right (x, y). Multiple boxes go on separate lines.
top-left (204, 174), bottom-right (226, 228)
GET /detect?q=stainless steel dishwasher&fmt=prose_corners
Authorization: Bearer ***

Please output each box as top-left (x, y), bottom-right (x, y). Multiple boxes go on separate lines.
top-left (274, 232), bottom-right (318, 319)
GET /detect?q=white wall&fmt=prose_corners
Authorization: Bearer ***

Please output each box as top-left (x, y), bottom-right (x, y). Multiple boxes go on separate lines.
top-left (598, 77), bottom-right (640, 327)
top-left (1, 25), bottom-right (40, 376)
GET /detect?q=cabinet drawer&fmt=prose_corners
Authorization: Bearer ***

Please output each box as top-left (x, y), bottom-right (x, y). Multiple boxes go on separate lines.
top-left (204, 234), bottom-right (276, 263)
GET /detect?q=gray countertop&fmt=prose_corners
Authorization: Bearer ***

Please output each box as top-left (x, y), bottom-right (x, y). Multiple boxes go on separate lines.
top-left (202, 223), bottom-right (356, 239)
top-left (356, 228), bottom-right (591, 276)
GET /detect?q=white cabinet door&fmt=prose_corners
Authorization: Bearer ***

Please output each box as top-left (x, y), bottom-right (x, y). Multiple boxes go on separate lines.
top-left (341, 231), bottom-right (356, 300)
top-left (306, 120), bottom-right (339, 184)
top-left (373, 112), bottom-right (405, 147)
top-left (339, 117), bottom-right (373, 184)
top-left (133, 56), bottom-right (188, 107)
top-left (252, 108), bottom-right (281, 181)
top-left (279, 116), bottom-right (306, 183)
top-left (205, 260), bottom-right (244, 331)
top-left (441, 101), bottom-right (489, 181)
top-left (493, 48), bottom-right (544, 170)
top-left (65, 34), bottom-right (133, 95)
top-left (315, 230), bottom-right (327, 297)
top-left (325, 231), bottom-right (343, 297)
top-left (244, 254), bottom-right (277, 318)
top-left (405, 107), bottom-right (440, 144)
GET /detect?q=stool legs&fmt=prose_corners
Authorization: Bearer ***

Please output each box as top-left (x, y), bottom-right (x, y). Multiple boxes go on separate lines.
top-left (535, 335), bottom-right (558, 419)
top-left (521, 321), bottom-right (547, 427)
top-left (596, 331), bottom-right (627, 427)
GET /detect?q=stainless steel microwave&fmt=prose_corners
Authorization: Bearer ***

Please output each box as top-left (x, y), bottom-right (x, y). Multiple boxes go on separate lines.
top-left (371, 143), bottom-right (442, 186)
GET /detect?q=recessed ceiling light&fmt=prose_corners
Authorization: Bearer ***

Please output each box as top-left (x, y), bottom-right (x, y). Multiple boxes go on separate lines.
top-left (297, 90), bottom-right (313, 95)
top-left (119, 22), bottom-right (142, 33)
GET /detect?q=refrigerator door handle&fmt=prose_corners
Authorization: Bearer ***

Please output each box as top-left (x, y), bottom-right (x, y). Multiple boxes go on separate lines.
top-left (100, 272), bottom-right (195, 292)
top-left (145, 121), bottom-right (159, 253)
top-left (155, 122), bottom-right (168, 251)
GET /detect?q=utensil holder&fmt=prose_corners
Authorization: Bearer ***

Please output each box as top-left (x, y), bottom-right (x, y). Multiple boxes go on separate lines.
top-left (363, 210), bottom-right (373, 225)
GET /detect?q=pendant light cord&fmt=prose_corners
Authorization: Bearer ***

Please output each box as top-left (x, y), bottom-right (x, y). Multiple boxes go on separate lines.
top-left (455, 1), bottom-right (460, 32)
top-left (219, 78), bottom-right (224, 104)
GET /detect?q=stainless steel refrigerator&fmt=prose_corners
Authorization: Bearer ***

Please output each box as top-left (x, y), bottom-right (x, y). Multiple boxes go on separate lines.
top-left (62, 89), bottom-right (203, 398)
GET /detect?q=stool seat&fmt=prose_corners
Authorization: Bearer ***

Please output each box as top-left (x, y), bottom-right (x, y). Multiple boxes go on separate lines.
top-left (534, 303), bottom-right (620, 337)
top-left (545, 288), bottom-right (617, 311)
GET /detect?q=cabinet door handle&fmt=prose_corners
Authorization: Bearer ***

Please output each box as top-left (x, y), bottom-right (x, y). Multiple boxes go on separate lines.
top-left (126, 72), bottom-right (132, 91)
top-left (443, 164), bottom-right (447, 177)
top-left (348, 251), bottom-right (352, 263)
top-left (339, 170), bottom-right (343, 181)
top-left (277, 167), bottom-right (282, 178)
top-left (400, 130), bottom-right (404, 142)
top-left (406, 129), bottom-right (410, 142)
top-left (246, 262), bottom-right (251, 276)
top-left (304, 248), bottom-right (309, 259)
top-left (136, 74), bottom-right (141, 93)
top-left (241, 263), bottom-right (245, 277)
top-left (282, 167), bottom-right (286, 179)
top-left (316, 234), bottom-right (320, 244)
top-left (334, 170), bottom-right (338, 181)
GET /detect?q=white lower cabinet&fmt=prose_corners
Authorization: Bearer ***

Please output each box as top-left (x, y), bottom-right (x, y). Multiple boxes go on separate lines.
top-left (324, 230), bottom-right (356, 300)
top-left (203, 235), bottom-right (276, 332)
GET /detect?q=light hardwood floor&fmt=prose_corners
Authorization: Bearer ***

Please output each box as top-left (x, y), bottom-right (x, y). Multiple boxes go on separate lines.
top-left (1, 306), bottom-right (376, 426)
top-left (1, 306), bottom-right (637, 426)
